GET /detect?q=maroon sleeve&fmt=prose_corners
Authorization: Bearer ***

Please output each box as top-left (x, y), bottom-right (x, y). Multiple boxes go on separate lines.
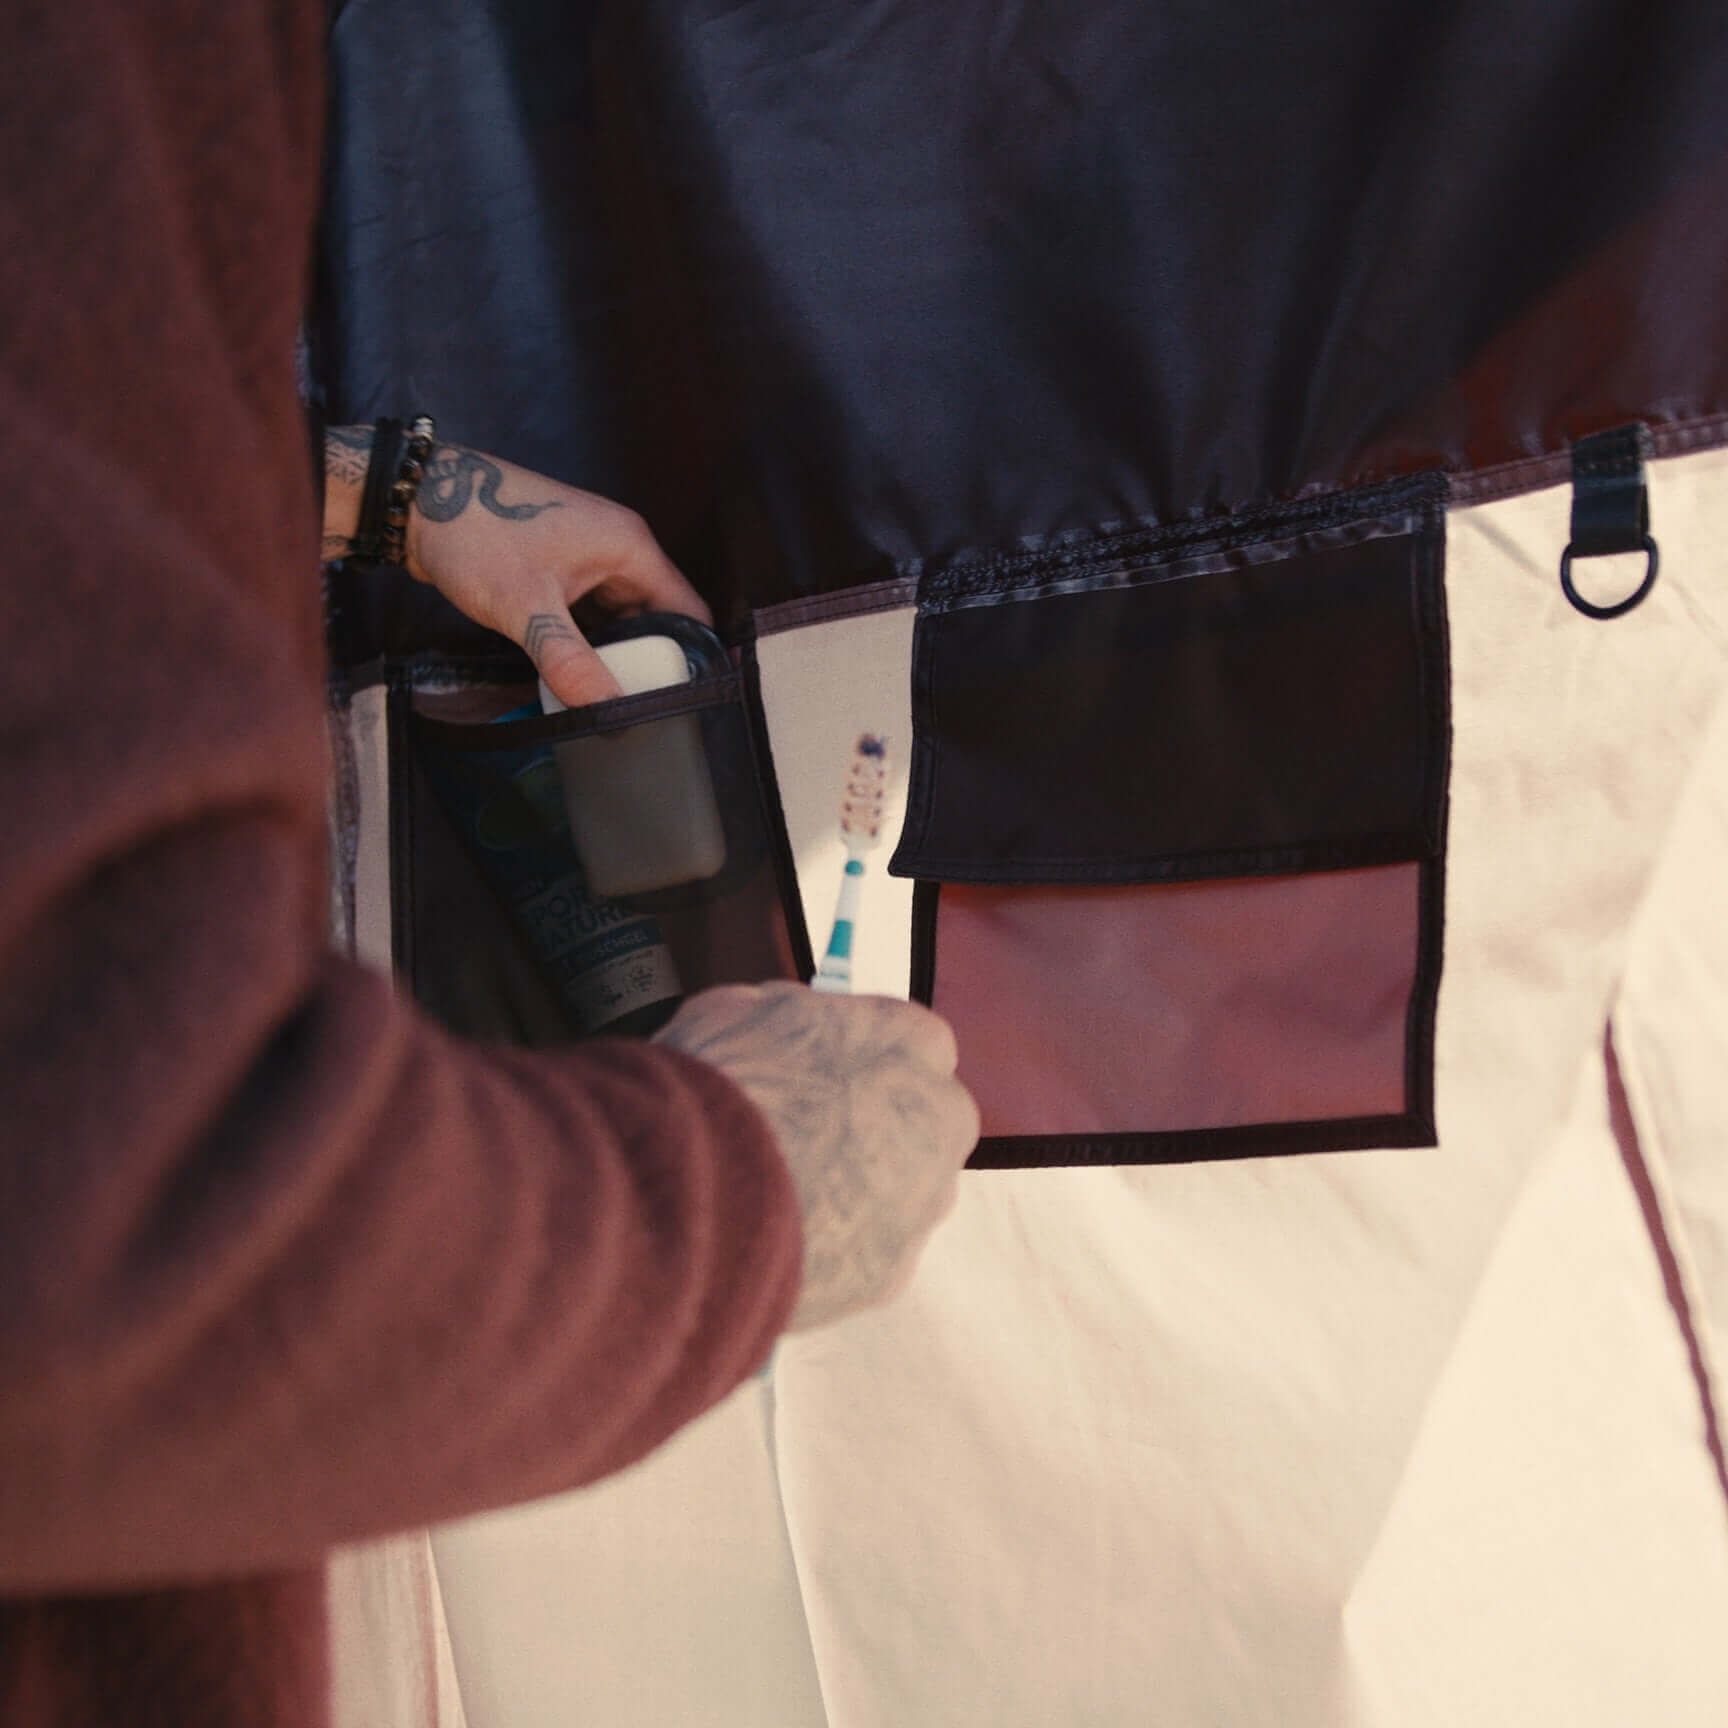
top-left (0, 0), bottom-right (802, 1592)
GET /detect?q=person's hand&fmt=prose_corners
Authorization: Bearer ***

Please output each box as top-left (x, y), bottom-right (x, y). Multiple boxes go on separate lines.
top-left (407, 443), bottom-right (709, 707)
top-left (323, 427), bottom-right (709, 706)
top-left (653, 983), bottom-right (981, 1332)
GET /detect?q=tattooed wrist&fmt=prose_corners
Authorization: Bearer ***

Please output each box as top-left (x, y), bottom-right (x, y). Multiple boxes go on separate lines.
top-left (321, 425), bottom-right (373, 559)
top-left (323, 424), bottom-right (372, 489)
top-left (416, 445), bottom-right (566, 525)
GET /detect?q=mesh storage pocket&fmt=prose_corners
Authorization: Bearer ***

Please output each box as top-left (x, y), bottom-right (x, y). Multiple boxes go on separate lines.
top-left (889, 476), bottom-right (1451, 1166)
top-left (400, 665), bottom-right (810, 1047)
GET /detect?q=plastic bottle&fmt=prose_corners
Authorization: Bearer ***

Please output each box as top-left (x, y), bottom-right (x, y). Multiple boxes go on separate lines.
top-left (428, 705), bottom-right (684, 1039)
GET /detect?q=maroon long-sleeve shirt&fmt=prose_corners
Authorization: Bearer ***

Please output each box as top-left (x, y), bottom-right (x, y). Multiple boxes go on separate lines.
top-left (0, 3), bottom-right (803, 1721)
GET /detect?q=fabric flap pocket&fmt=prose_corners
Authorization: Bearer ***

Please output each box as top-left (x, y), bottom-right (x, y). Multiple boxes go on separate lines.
top-left (888, 475), bottom-right (1451, 1166)
top-left (399, 652), bottom-right (810, 1046)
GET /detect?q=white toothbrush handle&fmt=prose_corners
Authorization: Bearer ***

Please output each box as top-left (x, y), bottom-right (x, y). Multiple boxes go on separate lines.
top-left (812, 855), bottom-right (866, 992)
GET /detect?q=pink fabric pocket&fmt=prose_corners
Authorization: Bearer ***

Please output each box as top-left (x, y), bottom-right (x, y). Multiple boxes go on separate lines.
top-left (895, 480), bottom-right (1450, 1165)
top-left (931, 867), bottom-right (1418, 1142)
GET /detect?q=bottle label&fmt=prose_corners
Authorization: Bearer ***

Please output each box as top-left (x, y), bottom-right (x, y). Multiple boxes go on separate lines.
top-left (423, 719), bottom-right (684, 1036)
top-left (517, 876), bottom-right (683, 1031)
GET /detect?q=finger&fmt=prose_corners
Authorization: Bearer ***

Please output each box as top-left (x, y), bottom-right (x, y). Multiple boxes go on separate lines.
top-left (518, 606), bottom-right (625, 708)
top-left (580, 515), bottom-right (714, 627)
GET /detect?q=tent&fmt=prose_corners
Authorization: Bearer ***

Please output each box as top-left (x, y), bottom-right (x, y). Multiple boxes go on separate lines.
top-left (313, 4), bottom-right (1728, 1722)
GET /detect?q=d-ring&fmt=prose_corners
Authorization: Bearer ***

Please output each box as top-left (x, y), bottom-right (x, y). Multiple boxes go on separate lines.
top-left (1559, 534), bottom-right (1659, 620)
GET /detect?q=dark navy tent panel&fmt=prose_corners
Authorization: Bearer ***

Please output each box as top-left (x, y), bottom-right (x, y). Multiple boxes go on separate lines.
top-left (318, 0), bottom-right (1728, 632)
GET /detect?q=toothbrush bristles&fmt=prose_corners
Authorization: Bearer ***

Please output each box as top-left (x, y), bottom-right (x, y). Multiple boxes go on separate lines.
top-left (838, 733), bottom-right (890, 847)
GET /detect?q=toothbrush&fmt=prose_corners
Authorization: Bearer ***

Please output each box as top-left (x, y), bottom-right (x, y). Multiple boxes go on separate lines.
top-left (811, 734), bottom-right (890, 993)
top-left (761, 735), bottom-right (890, 1385)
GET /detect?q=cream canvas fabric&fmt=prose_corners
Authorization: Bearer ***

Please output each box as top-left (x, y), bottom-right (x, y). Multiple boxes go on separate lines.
top-left (353, 447), bottom-right (1728, 1727)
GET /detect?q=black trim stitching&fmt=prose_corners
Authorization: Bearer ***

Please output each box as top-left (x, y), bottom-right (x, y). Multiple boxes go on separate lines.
top-left (739, 418), bottom-right (1728, 632)
top-left (1446, 411), bottom-right (1728, 508)
top-left (898, 600), bottom-right (942, 890)
top-left (413, 673), bottom-right (742, 750)
top-left (1412, 504), bottom-right (1451, 858)
top-left (1403, 516), bottom-right (1453, 1146)
top-left (753, 577), bottom-right (921, 636)
top-left (922, 511), bottom-right (1430, 616)
top-left (909, 879), bottom-right (940, 1004)
top-left (1402, 856), bottom-right (1444, 1147)
top-left (739, 626), bottom-right (818, 984)
top-left (918, 472), bottom-right (1447, 613)
top-left (963, 1112), bottom-right (1436, 1170)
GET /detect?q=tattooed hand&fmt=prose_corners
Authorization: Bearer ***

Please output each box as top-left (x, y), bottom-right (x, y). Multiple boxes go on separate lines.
top-left (655, 983), bottom-right (980, 1332)
top-left (323, 428), bottom-right (709, 706)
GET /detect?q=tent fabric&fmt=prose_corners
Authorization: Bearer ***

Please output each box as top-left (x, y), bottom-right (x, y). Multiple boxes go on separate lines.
top-left (1614, 685), bottom-right (1728, 1460)
top-left (425, 1375), bottom-right (827, 1728)
top-left (318, 0), bottom-right (1728, 625)
top-left (313, 1), bottom-right (1728, 1718)
top-left (746, 445), bottom-right (1728, 1726)
top-left (326, 446), bottom-right (1728, 1726)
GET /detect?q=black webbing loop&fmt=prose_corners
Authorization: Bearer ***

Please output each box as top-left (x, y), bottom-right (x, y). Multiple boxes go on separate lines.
top-left (1559, 424), bottom-right (1659, 620)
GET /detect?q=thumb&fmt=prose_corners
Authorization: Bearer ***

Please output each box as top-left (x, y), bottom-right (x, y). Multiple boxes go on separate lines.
top-left (521, 607), bottom-right (624, 708)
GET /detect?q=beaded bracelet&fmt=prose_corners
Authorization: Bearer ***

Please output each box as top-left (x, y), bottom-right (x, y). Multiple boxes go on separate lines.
top-left (351, 413), bottom-right (436, 566)
top-left (382, 414), bottom-right (437, 566)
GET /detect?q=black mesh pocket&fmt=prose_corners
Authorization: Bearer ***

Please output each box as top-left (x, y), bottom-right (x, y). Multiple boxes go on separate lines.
top-left (399, 663), bottom-right (810, 1046)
